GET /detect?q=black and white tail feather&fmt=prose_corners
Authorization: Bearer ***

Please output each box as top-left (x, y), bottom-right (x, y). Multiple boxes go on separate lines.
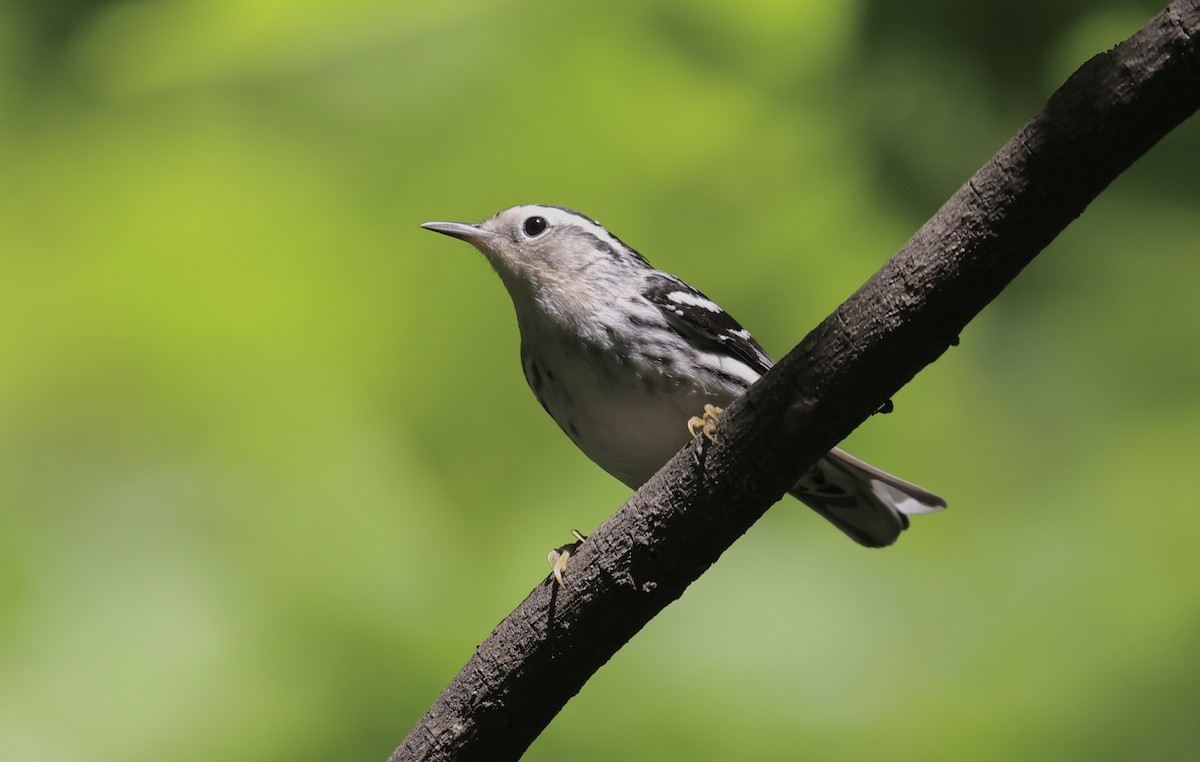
top-left (422, 204), bottom-right (945, 547)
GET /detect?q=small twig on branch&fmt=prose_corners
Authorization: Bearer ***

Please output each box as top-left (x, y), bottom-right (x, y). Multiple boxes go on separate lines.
top-left (394, 3), bottom-right (1200, 760)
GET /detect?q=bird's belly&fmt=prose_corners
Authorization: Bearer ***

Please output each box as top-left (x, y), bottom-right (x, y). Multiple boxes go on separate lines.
top-left (528, 351), bottom-right (744, 490)
top-left (568, 389), bottom-right (707, 489)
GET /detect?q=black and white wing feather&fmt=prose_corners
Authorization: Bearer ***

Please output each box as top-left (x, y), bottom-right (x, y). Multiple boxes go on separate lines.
top-left (642, 273), bottom-right (773, 378)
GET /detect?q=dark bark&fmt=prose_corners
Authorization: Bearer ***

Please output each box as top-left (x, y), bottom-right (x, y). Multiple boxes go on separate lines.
top-left (394, 3), bottom-right (1200, 760)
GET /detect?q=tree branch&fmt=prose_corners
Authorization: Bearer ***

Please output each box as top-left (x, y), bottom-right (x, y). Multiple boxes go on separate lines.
top-left (394, 3), bottom-right (1200, 760)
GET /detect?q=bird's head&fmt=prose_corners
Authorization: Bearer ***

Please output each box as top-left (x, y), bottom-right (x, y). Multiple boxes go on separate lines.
top-left (422, 205), bottom-right (650, 303)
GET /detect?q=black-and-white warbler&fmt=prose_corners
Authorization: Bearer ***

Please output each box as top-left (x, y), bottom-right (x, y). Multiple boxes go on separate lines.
top-left (422, 205), bottom-right (944, 572)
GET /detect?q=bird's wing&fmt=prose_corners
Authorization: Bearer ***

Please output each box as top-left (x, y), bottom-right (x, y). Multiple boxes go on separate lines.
top-left (642, 273), bottom-right (774, 377)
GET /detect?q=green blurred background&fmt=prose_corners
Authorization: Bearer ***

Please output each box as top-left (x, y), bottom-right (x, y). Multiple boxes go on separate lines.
top-left (2, 1), bottom-right (1198, 759)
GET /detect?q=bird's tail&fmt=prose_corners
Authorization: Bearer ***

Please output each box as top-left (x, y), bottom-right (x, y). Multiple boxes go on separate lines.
top-left (788, 447), bottom-right (946, 547)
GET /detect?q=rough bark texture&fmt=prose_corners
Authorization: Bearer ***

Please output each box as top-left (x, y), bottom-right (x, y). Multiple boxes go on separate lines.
top-left (394, 3), bottom-right (1200, 760)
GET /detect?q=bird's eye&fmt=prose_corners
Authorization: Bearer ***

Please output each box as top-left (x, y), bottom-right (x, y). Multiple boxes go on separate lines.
top-left (523, 216), bottom-right (548, 237)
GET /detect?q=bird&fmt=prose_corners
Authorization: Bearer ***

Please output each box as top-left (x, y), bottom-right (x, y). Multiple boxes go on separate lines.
top-left (421, 205), bottom-right (944, 582)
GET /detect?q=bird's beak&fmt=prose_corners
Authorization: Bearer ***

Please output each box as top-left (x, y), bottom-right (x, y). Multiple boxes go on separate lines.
top-left (420, 221), bottom-right (495, 246)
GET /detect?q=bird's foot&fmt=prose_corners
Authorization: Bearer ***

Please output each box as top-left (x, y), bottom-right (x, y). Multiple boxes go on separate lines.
top-left (547, 529), bottom-right (588, 586)
top-left (687, 403), bottom-right (725, 443)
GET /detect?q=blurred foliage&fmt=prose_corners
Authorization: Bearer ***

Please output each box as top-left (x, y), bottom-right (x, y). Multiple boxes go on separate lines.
top-left (0, 0), bottom-right (1197, 760)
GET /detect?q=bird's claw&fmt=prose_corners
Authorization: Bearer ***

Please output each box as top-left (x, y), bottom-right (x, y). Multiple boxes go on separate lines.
top-left (547, 529), bottom-right (588, 586)
top-left (687, 403), bottom-right (725, 443)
